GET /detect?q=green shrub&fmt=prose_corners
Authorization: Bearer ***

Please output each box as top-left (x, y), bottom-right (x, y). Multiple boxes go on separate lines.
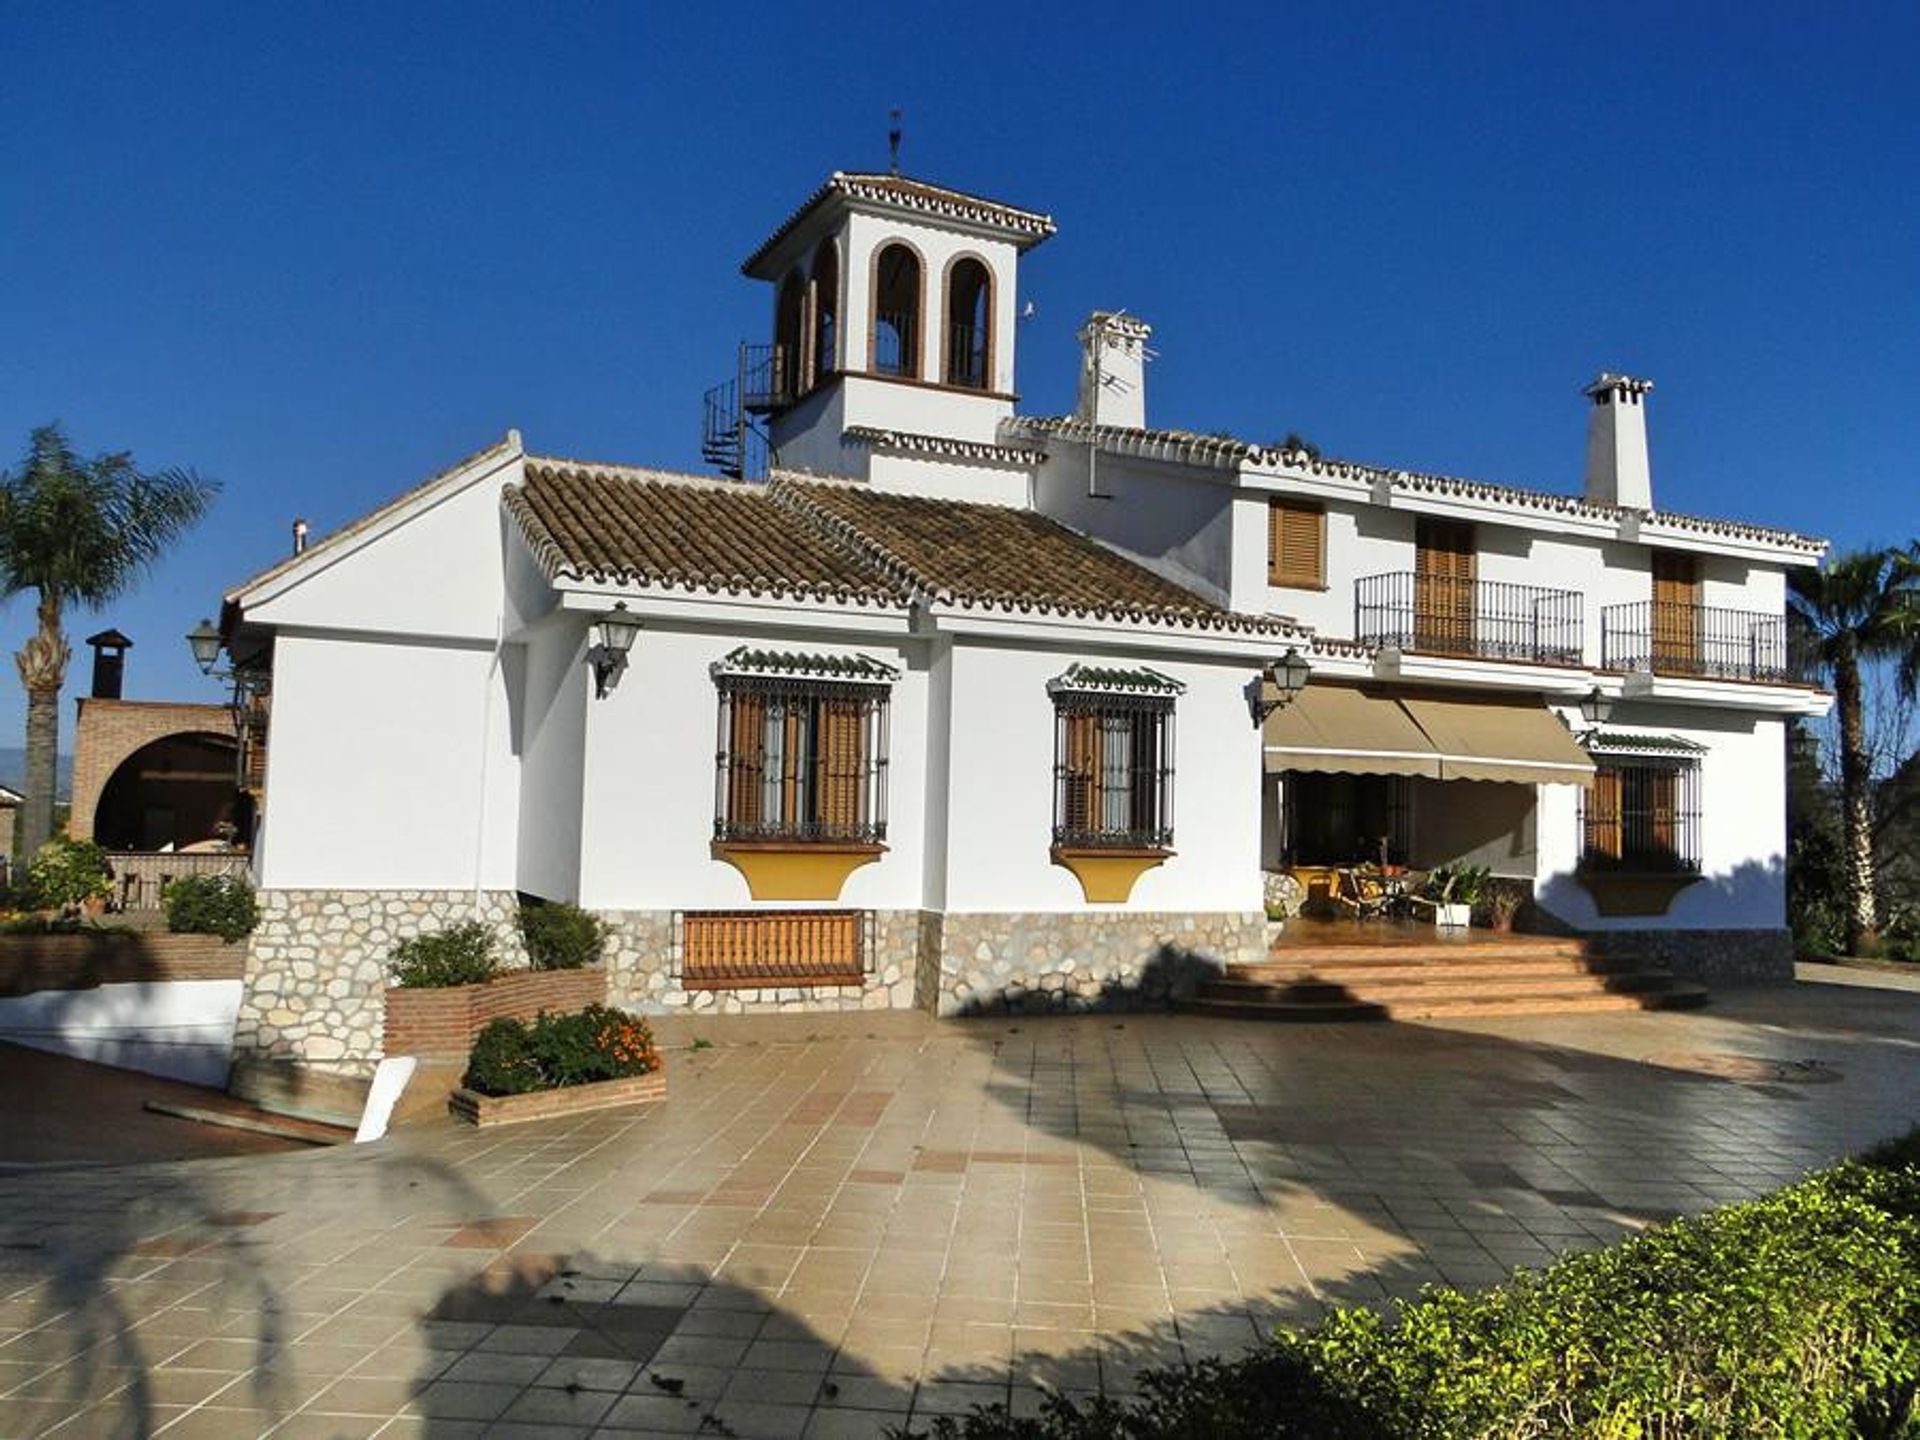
top-left (388, 921), bottom-right (498, 988)
top-left (517, 900), bottom-right (609, 971)
top-left (927, 1129), bottom-right (1920, 1440)
top-left (163, 873), bottom-right (259, 942)
top-left (462, 1004), bottom-right (660, 1096)
top-left (28, 838), bottom-right (111, 913)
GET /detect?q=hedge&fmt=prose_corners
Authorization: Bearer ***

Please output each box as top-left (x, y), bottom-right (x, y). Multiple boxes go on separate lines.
top-left (922, 1129), bottom-right (1920, 1440)
top-left (462, 1004), bottom-right (660, 1097)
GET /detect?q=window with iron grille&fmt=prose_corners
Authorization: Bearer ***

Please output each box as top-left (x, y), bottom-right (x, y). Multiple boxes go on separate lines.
top-left (1048, 667), bottom-right (1180, 852)
top-left (713, 660), bottom-right (891, 846)
top-left (1580, 757), bottom-right (1701, 873)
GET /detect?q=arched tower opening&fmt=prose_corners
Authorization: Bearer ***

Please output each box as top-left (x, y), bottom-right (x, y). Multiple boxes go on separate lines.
top-left (945, 256), bottom-right (993, 390)
top-left (871, 243), bottom-right (922, 379)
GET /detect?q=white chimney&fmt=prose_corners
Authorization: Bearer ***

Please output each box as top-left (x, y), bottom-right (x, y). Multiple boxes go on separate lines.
top-left (1076, 312), bottom-right (1152, 429)
top-left (1582, 373), bottom-right (1655, 510)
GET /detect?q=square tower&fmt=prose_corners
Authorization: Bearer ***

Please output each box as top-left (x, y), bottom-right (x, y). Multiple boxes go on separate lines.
top-left (722, 172), bottom-right (1054, 480)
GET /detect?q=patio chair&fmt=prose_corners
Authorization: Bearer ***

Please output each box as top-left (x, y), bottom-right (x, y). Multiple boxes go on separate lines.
top-left (1331, 867), bottom-right (1392, 922)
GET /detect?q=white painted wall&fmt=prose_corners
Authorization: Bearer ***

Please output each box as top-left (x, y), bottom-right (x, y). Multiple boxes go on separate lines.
top-left (258, 632), bottom-right (520, 891)
top-left (246, 453), bottom-right (522, 642)
top-left (940, 640), bottom-right (1263, 914)
top-left (867, 450), bottom-right (1031, 508)
top-left (0, 980), bottom-right (242, 1087)
top-left (1034, 444), bottom-right (1236, 603)
top-left (576, 622), bottom-right (932, 911)
top-left (1534, 703), bottom-right (1786, 930)
top-left (515, 615), bottom-right (590, 901)
top-left (842, 212), bottom-right (1020, 393)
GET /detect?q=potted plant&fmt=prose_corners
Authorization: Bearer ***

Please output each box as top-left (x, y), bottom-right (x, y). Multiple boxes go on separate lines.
top-left (450, 1004), bottom-right (666, 1126)
top-left (1422, 864), bottom-right (1489, 928)
top-left (1484, 879), bottom-right (1528, 933)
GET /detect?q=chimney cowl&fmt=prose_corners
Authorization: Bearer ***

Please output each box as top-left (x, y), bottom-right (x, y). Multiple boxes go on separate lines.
top-left (1075, 311), bottom-right (1153, 429)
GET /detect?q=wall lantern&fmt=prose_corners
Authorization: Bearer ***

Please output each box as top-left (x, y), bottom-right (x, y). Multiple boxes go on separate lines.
top-left (1253, 646), bottom-right (1312, 723)
top-left (1578, 685), bottom-right (1614, 732)
top-left (592, 603), bottom-right (640, 698)
top-left (186, 618), bottom-right (223, 673)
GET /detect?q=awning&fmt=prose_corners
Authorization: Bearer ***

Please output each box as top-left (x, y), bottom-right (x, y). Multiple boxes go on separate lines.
top-left (1264, 685), bottom-right (1595, 787)
top-left (1262, 684), bottom-right (1443, 779)
top-left (1399, 693), bottom-right (1596, 787)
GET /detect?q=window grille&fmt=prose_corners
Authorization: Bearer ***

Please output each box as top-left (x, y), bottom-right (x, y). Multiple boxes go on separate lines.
top-left (1580, 757), bottom-right (1702, 873)
top-left (713, 673), bottom-right (890, 845)
top-left (1050, 684), bottom-right (1177, 852)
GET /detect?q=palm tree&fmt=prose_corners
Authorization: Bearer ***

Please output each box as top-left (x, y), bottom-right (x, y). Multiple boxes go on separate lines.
top-left (0, 425), bottom-right (216, 856)
top-left (1787, 546), bottom-right (1920, 956)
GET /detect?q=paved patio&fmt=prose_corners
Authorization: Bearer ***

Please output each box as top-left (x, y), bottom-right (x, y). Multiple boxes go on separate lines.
top-left (1, 967), bottom-right (1916, 1438)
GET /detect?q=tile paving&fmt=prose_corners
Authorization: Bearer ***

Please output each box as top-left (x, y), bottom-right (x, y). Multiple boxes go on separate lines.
top-left (0, 968), bottom-right (1916, 1437)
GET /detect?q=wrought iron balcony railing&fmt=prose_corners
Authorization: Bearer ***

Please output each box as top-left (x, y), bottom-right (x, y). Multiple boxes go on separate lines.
top-left (1600, 601), bottom-right (1789, 684)
top-left (1355, 573), bottom-right (1585, 666)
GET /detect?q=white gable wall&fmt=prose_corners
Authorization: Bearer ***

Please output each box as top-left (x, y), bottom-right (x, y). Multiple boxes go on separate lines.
top-left (257, 630), bottom-right (520, 891)
top-left (514, 615), bottom-right (590, 902)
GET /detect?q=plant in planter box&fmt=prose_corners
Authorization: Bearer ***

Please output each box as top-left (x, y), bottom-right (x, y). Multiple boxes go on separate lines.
top-left (1482, 878), bottom-right (1529, 932)
top-left (163, 873), bottom-right (260, 942)
top-left (28, 837), bottom-right (111, 916)
top-left (517, 900), bottom-right (609, 971)
top-left (389, 921), bottom-right (498, 988)
top-left (462, 1004), bottom-right (661, 1097)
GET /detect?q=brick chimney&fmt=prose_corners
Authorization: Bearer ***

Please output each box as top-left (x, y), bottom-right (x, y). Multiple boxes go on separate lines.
top-left (1076, 312), bottom-right (1152, 429)
top-left (1582, 373), bottom-right (1655, 510)
top-left (86, 629), bottom-right (132, 700)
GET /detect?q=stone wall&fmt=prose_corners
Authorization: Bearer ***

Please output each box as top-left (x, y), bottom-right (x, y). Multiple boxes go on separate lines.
top-left (233, 889), bottom-right (526, 1077)
top-left (604, 908), bottom-right (931, 1015)
top-left (1584, 927), bottom-right (1794, 986)
top-left (935, 910), bottom-right (1265, 1017)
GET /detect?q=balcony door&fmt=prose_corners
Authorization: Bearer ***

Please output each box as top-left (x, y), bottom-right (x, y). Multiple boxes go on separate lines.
top-left (1651, 552), bottom-right (1701, 672)
top-left (1415, 518), bottom-right (1476, 655)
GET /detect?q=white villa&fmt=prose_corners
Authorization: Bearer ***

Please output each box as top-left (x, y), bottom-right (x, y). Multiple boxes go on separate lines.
top-left (213, 169), bottom-right (1829, 1083)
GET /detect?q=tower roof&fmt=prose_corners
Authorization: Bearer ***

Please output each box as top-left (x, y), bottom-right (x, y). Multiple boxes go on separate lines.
top-left (742, 172), bottom-right (1056, 278)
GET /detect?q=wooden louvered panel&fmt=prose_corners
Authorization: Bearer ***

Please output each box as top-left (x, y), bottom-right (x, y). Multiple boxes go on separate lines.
top-left (1651, 552), bottom-right (1702, 671)
top-left (728, 693), bottom-right (765, 829)
top-left (682, 910), bottom-right (864, 990)
top-left (1414, 518), bottom-right (1477, 654)
top-left (815, 698), bottom-right (865, 831)
top-left (1062, 711), bottom-right (1099, 834)
top-left (1267, 498), bottom-right (1325, 588)
top-left (1587, 769), bottom-right (1623, 861)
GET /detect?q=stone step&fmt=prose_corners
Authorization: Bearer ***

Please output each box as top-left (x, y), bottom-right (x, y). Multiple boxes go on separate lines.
top-left (1384, 982), bottom-right (1709, 1020)
top-left (1233, 956), bottom-right (1627, 984)
top-left (1264, 937), bottom-right (1588, 964)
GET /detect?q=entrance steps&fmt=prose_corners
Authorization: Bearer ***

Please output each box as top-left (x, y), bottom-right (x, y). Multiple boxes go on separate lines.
top-left (1180, 932), bottom-right (1707, 1022)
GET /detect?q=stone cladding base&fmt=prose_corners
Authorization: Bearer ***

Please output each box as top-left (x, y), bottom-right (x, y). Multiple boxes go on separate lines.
top-left (1584, 928), bottom-right (1795, 986)
top-left (933, 911), bottom-right (1266, 1017)
top-left (233, 889), bottom-right (528, 1078)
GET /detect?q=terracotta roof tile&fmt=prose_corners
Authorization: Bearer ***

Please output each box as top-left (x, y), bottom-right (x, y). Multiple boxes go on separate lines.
top-left (772, 477), bottom-right (1296, 636)
top-left (505, 460), bottom-right (907, 608)
top-left (744, 172), bottom-right (1055, 275)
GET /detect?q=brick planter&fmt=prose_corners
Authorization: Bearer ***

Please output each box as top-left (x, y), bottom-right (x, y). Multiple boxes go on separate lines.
top-left (383, 967), bottom-right (607, 1059)
top-left (0, 931), bottom-right (243, 998)
top-left (449, 1068), bottom-right (666, 1127)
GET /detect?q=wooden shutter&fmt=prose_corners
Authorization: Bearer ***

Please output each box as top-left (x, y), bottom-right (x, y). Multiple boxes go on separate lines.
top-left (814, 697), bottom-right (865, 833)
top-left (1128, 711), bottom-right (1160, 837)
top-left (1651, 552), bottom-right (1701, 672)
top-left (1062, 711), bottom-right (1099, 836)
top-left (1589, 768), bottom-right (1623, 861)
top-left (1415, 518), bottom-right (1476, 654)
top-left (1267, 498), bottom-right (1325, 588)
top-left (727, 692), bottom-right (765, 830)
top-left (1648, 767), bottom-right (1677, 862)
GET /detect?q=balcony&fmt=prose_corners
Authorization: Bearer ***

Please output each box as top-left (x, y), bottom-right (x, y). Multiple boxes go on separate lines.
top-left (1355, 573), bottom-right (1585, 666)
top-left (1600, 601), bottom-right (1789, 684)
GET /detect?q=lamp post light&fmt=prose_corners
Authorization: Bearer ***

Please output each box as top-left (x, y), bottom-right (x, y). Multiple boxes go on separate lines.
top-left (1578, 685), bottom-right (1613, 733)
top-left (186, 618), bottom-right (223, 674)
top-left (592, 603), bottom-right (641, 698)
top-left (1253, 646), bottom-right (1312, 723)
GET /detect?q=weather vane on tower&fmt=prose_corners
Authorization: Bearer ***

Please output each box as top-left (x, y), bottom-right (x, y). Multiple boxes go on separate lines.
top-left (888, 108), bottom-right (902, 176)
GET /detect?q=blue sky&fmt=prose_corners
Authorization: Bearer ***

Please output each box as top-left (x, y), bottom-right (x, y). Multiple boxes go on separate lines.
top-left (2, 2), bottom-right (1916, 753)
